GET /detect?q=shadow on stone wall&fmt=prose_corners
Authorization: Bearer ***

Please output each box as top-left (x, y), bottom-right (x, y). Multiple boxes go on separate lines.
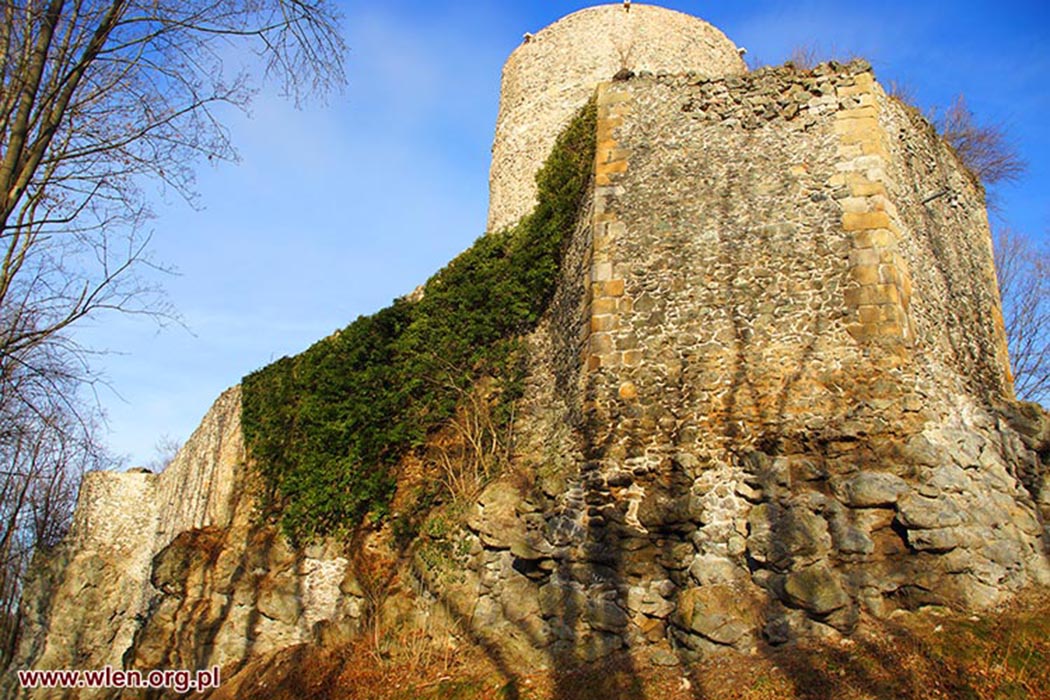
top-left (402, 423), bottom-right (653, 700)
top-left (391, 134), bottom-right (1050, 698)
top-left (127, 523), bottom-right (275, 699)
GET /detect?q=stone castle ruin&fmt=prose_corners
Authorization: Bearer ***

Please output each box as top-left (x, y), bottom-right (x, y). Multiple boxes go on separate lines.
top-left (487, 4), bottom-right (746, 233)
top-left (10, 4), bottom-right (1050, 695)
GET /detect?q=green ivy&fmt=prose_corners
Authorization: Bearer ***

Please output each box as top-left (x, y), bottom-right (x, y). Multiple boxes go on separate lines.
top-left (241, 100), bottom-right (597, 542)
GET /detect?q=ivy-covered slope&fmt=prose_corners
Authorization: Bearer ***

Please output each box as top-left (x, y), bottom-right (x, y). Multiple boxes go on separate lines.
top-left (241, 101), bottom-right (596, 541)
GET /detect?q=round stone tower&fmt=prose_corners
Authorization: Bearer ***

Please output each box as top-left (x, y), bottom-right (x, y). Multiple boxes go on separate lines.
top-left (486, 3), bottom-right (746, 233)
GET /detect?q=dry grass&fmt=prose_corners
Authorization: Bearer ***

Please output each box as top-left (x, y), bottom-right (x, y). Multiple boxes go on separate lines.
top-left (784, 44), bottom-right (860, 71)
top-left (195, 588), bottom-right (1050, 700)
top-left (885, 80), bottom-right (917, 106)
top-left (428, 379), bottom-right (511, 504)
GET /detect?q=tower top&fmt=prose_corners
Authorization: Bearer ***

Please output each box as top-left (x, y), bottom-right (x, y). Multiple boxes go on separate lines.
top-left (487, 4), bottom-right (746, 233)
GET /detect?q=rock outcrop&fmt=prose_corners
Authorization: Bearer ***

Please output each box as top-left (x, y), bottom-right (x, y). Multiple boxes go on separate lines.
top-left (11, 4), bottom-right (1050, 696)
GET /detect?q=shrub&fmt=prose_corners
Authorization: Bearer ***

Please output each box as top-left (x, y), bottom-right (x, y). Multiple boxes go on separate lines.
top-left (936, 94), bottom-right (1026, 187)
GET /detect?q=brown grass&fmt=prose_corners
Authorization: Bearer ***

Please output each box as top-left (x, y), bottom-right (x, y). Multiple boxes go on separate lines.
top-left (784, 44), bottom-right (860, 71)
top-left (194, 588), bottom-right (1050, 700)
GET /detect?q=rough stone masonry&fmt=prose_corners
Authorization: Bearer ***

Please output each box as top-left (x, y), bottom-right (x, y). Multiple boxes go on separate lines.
top-left (10, 4), bottom-right (1050, 695)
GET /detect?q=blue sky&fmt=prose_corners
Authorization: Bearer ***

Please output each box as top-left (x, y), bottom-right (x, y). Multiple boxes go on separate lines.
top-left (80, 1), bottom-right (1050, 467)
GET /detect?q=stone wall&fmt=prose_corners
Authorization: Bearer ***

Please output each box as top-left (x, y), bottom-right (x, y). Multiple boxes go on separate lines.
top-left (487, 3), bottom-right (745, 233)
top-left (581, 62), bottom-right (1016, 434)
top-left (878, 88), bottom-right (1014, 400)
top-left (12, 387), bottom-right (245, 685)
top-left (579, 58), bottom-right (1046, 636)
top-left (441, 62), bottom-right (1049, 669)
top-left (9, 388), bottom-right (360, 698)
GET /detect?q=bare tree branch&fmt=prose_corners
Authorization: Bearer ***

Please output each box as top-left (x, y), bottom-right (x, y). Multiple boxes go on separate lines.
top-left (935, 95), bottom-right (1027, 187)
top-left (994, 227), bottom-right (1050, 404)
top-left (0, 0), bottom-right (346, 667)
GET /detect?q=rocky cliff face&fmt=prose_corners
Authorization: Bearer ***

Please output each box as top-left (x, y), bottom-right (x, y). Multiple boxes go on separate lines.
top-left (10, 5), bottom-right (1050, 696)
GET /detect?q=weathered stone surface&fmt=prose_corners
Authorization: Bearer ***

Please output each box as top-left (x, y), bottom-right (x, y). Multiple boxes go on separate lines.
top-left (897, 494), bottom-right (965, 530)
top-left (12, 389), bottom-right (247, 678)
top-left (826, 509), bottom-right (876, 555)
top-left (747, 503), bottom-right (831, 571)
top-left (689, 553), bottom-right (746, 587)
top-left (500, 572), bottom-right (543, 623)
top-left (842, 471), bottom-right (910, 507)
top-left (1000, 401), bottom-right (1050, 452)
top-left (783, 563), bottom-right (851, 616)
top-left (906, 527), bottom-right (966, 552)
top-left (928, 465), bottom-right (972, 494)
top-left (488, 4), bottom-right (745, 232)
top-left (538, 580), bottom-right (587, 619)
top-left (468, 480), bottom-right (528, 549)
top-left (257, 576), bottom-right (303, 626)
top-left (637, 487), bottom-right (703, 531)
top-left (650, 647), bottom-right (680, 666)
top-left (545, 512), bottom-right (585, 547)
top-left (150, 527), bottom-right (223, 597)
top-left (588, 596), bottom-right (629, 632)
top-left (675, 585), bottom-right (756, 647)
top-left (10, 388), bottom-right (361, 696)
top-left (625, 579), bottom-right (676, 617)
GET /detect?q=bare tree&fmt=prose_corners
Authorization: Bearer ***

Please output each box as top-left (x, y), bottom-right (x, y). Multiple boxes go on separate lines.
top-left (145, 433), bottom-right (182, 472)
top-left (994, 228), bottom-right (1050, 404)
top-left (0, 0), bottom-right (345, 667)
top-left (0, 357), bottom-right (106, 668)
top-left (935, 95), bottom-right (1026, 186)
top-left (1, 0), bottom-right (345, 390)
